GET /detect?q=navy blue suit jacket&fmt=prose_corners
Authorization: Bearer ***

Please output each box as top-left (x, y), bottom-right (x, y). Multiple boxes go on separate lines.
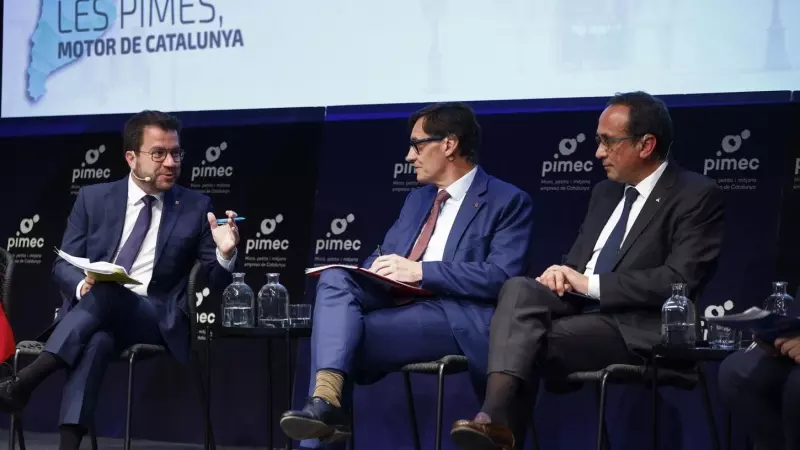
top-left (362, 167), bottom-right (534, 385)
top-left (50, 178), bottom-right (234, 362)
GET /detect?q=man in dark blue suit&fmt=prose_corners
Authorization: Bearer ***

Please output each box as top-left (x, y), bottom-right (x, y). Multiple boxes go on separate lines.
top-left (0, 111), bottom-right (240, 450)
top-left (280, 102), bottom-right (535, 447)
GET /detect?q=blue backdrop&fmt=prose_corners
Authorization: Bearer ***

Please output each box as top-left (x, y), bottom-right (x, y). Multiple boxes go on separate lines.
top-left (0, 95), bottom-right (798, 450)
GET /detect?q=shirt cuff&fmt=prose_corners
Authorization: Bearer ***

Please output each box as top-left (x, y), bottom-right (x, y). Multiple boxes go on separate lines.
top-left (216, 248), bottom-right (237, 271)
top-left (75, 280), bottom-right (85, 300)
top-left (587, 274), bottom-right (601, 299)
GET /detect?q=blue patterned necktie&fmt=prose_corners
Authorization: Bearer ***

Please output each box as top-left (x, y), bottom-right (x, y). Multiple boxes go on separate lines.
top-left (115, 195), bottom-right (155, 273)
top-left (593, 187), bottom-right (639, 274)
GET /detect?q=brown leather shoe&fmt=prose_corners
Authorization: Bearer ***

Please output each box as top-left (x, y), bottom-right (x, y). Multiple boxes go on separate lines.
top-left (450, 419), bottom-right (515, 450)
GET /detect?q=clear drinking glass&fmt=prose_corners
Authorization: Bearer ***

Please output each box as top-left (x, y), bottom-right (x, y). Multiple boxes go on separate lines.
top-left (709, 324), bottom-right (740, 350)
top-left (289, 304), bottom-right (312, 327)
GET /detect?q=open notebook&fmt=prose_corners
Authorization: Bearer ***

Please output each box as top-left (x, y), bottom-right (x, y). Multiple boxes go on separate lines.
top-left (305, 264), bottom-right (432, 296)
top-left (54, 248), bottom-right (142, 285)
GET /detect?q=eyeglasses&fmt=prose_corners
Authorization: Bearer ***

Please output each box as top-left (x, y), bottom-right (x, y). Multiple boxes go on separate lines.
top-left (409, 136), bottom-right (445, 154)
top-left (595, 134), bottom-right (639, 148)
top-left (139, 149), bottom-right (185, 162)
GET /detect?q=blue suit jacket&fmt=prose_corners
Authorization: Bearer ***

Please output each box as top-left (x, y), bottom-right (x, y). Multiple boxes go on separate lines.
top-left (50, 178), bottom-right (234, 362)
top-left (363, 167), bottom-right (534, 389)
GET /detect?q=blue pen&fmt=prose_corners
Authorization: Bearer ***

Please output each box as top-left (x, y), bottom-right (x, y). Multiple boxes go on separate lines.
top-left (216, 217), bottom-right (246, 225)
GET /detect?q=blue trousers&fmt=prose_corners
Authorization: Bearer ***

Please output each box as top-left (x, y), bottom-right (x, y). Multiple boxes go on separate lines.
top-left (43, 283), bottom-right (165, 426)
top-left (302, 268), bottom-right (462, 448)
top-left (718, 347), bottom-right (800, 450)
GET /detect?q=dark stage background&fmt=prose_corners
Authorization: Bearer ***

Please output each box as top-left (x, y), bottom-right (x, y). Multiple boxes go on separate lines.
top-left (0, 94), bottom-right (798, 449)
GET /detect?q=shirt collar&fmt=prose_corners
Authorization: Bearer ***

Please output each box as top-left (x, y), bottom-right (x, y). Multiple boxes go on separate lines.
top-left (440, 166), bottom-right (478, 202)
top-left (127, 173), bottom-right (165, 205)
top-left (631, 161), bottom-right (668, 201)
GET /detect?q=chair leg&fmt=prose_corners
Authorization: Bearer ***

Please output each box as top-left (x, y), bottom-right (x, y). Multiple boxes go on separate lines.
top-left (349, 406), bottom-right (356, 450)
top-left (435, 363), bottom-right (446, 450)
top-left (596, 372), bottom-right (611, 450)
top-left (14, 419), bottom-right (25, 450)
top-left (125, 352), bottom-right (136, 450)
top-left (402, 372), bottom-right (421, 450)
top-left (697, 365), bottom-right (721, 450)
top-left (89, 426), bottom-right (99, 450)
top-left (9, 349), bottom-right (18, 450)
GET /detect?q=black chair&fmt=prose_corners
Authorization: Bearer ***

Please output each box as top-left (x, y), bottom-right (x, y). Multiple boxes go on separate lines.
top-left (399, 355), bottom-right (470, 450)
top-left (545, 308), bottom-right (720, 450)
top-left (8, 260), bottom-right (211, 450)
top-left (348, 355), bottom-right (468, 450)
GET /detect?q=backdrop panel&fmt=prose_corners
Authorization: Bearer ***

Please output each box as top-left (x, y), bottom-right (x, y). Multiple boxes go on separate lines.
top-left (0, 100), bottom-right (798, 450)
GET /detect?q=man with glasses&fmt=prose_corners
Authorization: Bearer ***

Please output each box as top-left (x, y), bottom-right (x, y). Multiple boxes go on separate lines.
top-left (280, 102), bottom-right (534, 447)
top-left (0, 110), bottom-right (241, 450)
top-left (450, 91), bottom-right (725, 450)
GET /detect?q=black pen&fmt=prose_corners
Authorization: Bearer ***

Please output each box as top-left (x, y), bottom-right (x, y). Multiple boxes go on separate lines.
top-left (376, 245), bottom-right (383, 256)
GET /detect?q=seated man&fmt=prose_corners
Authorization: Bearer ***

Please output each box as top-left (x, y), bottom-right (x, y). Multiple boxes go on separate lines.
top-left (718, 333), bottom-right (800, 449)
top-left (450, 91), bottom-right (725, 450)
top-left (279, 102), bottom-right (534, 447)
top-left (0, 110), bottom-right (240, 450)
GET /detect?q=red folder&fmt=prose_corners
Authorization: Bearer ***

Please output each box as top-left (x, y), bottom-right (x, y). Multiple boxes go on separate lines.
top-left (0, 302), bottom-right (16, 363)
top-left (305, 265), bottom-right (433, 297)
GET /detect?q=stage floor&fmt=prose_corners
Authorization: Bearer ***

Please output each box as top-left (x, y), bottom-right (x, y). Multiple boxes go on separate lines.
top-left (0, 429), bottom-right (261, 449)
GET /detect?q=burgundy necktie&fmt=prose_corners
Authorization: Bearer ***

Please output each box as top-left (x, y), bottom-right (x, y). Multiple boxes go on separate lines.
top-left (408, 190), bottom-right (451, 261)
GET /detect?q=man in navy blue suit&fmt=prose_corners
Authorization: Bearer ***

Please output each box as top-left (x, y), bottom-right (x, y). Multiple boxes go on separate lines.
top-left (279, 102), bottom-right (535, 447)
top-left (0, 110), bottom-right (241, 450)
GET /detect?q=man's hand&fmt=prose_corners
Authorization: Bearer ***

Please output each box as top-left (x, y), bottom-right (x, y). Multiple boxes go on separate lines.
top-left (369, 254), bottom-right (423, 283)
top-left (81, 274), bottom-right (96, 297)
top-left (775, 336), bottom-right (800, 363)
top-left (554, 265), bottom-right (589, 295)
top-left (207, 210), bottom-right (240, 259)
top-left (535, 265), bottom-right (572, 296)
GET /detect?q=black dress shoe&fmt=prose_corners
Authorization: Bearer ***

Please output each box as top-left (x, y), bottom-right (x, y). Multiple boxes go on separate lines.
top-left (0, 377), bottom-right (30, 414)
top-left (280, 397), bottom-right (351, 443)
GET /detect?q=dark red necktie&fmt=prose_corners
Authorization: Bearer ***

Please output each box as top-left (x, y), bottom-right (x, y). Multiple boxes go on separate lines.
top-left (408, 190), bottom-right (451, 261)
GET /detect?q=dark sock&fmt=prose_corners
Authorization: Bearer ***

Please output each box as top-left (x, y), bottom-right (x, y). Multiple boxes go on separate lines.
top-left (59, 424), bottom-right (86, 450)
top-left (15, 351), bottom-right (66, 395)
top-left (479, 372), bottom-right (522, 425)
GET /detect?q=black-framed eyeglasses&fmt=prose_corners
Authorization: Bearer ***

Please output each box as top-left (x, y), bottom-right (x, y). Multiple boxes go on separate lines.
top-left (139, 149), bottom-right (185, 162)
top-left (595, 134), bottom-right (640, 148)
top-left (409, 136), bottom-right (445, 154)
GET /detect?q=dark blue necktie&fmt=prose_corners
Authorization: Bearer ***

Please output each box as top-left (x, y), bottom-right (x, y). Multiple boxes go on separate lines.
top-left (593, 187), bottom-right (639, 274)
top-left (115, 195), bottom-right (155, 273)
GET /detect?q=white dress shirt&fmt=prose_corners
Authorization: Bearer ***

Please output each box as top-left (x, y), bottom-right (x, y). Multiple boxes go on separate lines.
top-left (419, 166), bottom-right (478, 262)
top-left (76, 175), bottom-right (236, 299)
top-left (582, 161), bottom-right (668, 298)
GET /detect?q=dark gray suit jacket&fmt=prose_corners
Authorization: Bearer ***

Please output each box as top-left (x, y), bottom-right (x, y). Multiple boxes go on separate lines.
top-left (564, 161), bottom-right (725, 352)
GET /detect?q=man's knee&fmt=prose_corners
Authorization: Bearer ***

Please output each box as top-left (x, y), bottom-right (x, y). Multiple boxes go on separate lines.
top-left (317, 268), bottom-right (355, 290)
top-left (498, 276), bottom-right (551, 306)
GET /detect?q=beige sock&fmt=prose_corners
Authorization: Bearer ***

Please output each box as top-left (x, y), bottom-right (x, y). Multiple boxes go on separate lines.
top-left (312, 370), bottom-right (344, 408)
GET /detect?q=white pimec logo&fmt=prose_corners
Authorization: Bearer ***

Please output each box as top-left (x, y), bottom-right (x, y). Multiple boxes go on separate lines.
top-left (703, 129), bottom-right (759, 175)
top-left (541, 132), bottom-right (594, 177)
top-left (191, 142), bottom-right (233, 181)
top-left (246, 214), bottom-right (289, 254)
top-left (315, 214), bottom-right (361, 254)
top-left (700, 300), bottom-right (735, 340)
top-left (195, 287), bottom-right (216, 324)
top-left (394, 161), bottom-right (417, 178)
top-left (7, 214), bottom-right (44, 250)
top-left (72, 145), bottom-right (110, 183)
